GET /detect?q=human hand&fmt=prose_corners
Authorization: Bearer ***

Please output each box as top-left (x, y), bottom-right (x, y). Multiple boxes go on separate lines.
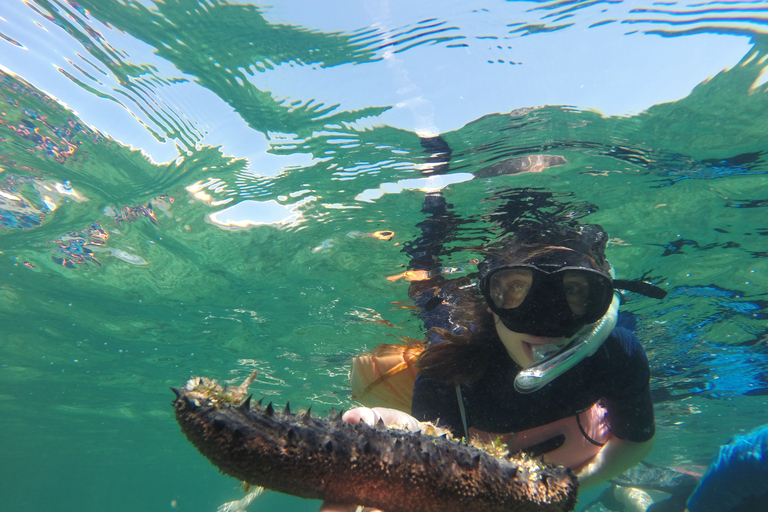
top-left (317, 407), bottom-right (421, 512)
top-left (340, 406), bottom-right (422, 431)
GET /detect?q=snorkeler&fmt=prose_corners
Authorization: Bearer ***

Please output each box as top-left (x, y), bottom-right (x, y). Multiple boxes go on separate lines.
top-left (319, 181), bottom-right (667, 512)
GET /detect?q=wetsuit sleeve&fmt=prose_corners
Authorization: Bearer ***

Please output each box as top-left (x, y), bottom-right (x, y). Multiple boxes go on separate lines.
top-left (602, 328), bottom-right (656, 442)
top-left (411, 373), bottom-right (464, 437)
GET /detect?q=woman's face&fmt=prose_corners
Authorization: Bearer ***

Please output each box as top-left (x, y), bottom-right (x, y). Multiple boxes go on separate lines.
top-left (492, 312), bottom-right (570, 367)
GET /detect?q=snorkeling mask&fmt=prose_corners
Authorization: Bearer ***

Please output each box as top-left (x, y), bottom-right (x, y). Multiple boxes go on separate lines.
top-left (480, 265), bottom-right (614, 338)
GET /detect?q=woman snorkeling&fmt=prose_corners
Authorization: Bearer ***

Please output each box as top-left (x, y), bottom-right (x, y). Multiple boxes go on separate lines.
top-left (411, 219), bottom-right (659, 479)
top-left (320, 179), bottom-right (667, 511)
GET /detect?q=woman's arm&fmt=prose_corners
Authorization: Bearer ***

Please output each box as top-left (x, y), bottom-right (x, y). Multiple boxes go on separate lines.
top-left (576, 437), bottom-right (653, 490)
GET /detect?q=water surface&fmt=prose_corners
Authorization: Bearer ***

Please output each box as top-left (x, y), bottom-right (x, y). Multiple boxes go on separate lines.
top-left (1, 1), bottom-right (767, 511)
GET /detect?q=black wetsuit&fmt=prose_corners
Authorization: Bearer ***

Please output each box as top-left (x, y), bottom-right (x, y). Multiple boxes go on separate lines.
top-left (411, 325), bottom-right (656, 443)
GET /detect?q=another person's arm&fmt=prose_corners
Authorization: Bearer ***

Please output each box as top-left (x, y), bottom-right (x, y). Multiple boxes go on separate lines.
top-left (685, 425), bottom-right (768, 512)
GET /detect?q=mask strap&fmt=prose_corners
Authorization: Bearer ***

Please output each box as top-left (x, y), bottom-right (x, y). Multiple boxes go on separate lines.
top-left (613, 279), bottom-right (667, 299)
top-left (455, 385), bottom-right (470, 442)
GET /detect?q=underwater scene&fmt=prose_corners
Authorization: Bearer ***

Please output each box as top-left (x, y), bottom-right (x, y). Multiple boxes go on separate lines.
top-left (1, 1), bottom-right (767, 511)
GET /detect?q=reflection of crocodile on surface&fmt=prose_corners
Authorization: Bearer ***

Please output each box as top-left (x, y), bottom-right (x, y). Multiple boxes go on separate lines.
top-left (172, 374), bottom-right (578, 512)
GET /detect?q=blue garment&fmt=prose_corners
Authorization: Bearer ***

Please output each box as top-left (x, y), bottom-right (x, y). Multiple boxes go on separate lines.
top-left (411, 326), bottom-right (655, 443)
top-left (686, 425), bottom-right (768, 512)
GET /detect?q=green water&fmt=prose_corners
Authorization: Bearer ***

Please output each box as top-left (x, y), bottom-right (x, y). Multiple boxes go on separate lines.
top-left (1, 1), bottom-right (768, 511)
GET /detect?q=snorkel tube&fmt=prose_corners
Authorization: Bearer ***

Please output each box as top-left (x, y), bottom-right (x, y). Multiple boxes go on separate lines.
top-left (514, 292), bottom-right (620, 393)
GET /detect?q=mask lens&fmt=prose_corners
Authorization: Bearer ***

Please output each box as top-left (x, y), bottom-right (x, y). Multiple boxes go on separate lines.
top-left (483, 266), bottom-right (613, 337)
top-left (488, 268), bottom-right (533, 309)
top-left (562, 269), bottom-right (598, 317)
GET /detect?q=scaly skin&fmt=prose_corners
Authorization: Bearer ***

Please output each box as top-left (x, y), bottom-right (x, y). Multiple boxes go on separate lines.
top-left (172, 377), bottom-right (578, 512)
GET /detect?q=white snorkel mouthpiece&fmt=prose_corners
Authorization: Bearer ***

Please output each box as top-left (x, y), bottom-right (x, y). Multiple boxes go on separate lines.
top-left (514, 292), bottom-right (620, 393)
top-left (531, 343), bottom-right (564, 363)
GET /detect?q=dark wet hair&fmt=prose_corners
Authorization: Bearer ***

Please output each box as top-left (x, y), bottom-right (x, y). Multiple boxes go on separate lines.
top-left (414, 223), bottom-right (610, 384)
top-left (412, 276), bottom-right (497, 385)
top-left (478, 223), bottom-right (611, 277)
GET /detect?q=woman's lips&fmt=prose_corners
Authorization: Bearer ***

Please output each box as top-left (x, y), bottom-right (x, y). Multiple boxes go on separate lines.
top-left (523, 342), bottom-right (534, 361)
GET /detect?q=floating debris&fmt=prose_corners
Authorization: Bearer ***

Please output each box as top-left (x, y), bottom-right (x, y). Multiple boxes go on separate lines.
top-left (386, 270), bottom-right (432, 282)
top-left (386, 266), bottom-right (466, 282)
top-left (347, 230), bottom-right (394, 240)
top-left (109, 249), bottom-right (148, 265)
top-left (312, 239), bottom-right (334, 253)
top-left (88, 246), bottom-right (149, 266)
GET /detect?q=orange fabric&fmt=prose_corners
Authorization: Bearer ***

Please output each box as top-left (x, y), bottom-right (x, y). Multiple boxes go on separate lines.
top-left (350, 344), bottom-right (423, 413)
top-left (385, 270), bottom-right (432, 282)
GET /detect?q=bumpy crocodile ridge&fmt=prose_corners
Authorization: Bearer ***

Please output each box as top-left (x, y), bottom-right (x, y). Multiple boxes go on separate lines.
top-left (172, 376), bottom-right (578, 512)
